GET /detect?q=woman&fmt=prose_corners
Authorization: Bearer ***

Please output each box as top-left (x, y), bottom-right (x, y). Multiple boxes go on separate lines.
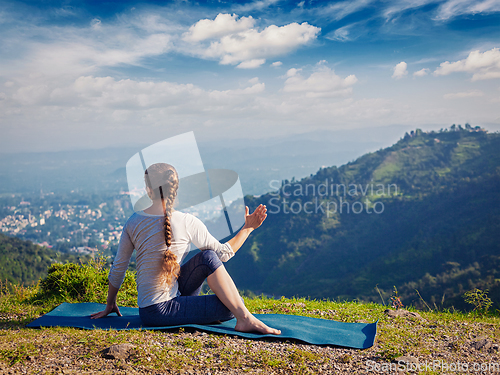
top-left (91, 163), bottom-right (280, 335)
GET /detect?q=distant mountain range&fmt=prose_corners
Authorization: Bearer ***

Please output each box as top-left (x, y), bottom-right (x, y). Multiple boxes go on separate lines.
top-left (0, 126), bottom-right (414, 196)
top-left (226, 127), bottom-right (500, 311)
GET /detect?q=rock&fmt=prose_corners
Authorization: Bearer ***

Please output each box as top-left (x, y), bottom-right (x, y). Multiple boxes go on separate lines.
top-left (102, 343), bottom-right (137, 360)
top-left (394, 356), bottom-right (418, 365)
top-left (471, 337), bottom-right (492, 351)
top-left (448, 341), bottom-right (461, 351)
top-left (384, 309), bottom-right (424, 320)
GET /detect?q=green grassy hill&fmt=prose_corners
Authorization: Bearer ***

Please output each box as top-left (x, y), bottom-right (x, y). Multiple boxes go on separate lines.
top-left (226, 127), bottom-right (500, 310)
top-left (0, 233), bottom-right (88, 286)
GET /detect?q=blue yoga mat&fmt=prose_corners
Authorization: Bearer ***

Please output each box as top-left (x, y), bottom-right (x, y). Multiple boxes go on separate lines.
top-left (26, 302), bottom-right (377, 349)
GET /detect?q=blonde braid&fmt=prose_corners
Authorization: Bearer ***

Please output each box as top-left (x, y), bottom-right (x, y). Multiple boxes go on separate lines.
top-left (160, 173), bottom-right (179, 286)
top-left (145, 164), bottom-right (180, 286)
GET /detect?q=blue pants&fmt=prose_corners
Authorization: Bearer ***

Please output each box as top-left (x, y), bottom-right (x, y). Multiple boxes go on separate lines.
top-left (139, 249), bottom-right (236, 326)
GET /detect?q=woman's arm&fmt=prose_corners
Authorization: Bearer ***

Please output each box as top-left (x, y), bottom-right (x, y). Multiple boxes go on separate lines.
top-left (90, 283), bottom-right (122, 319)
top-left (227, 204), bottom-right (267, 253)
top-left (91, 222), bottom-right (134, 319)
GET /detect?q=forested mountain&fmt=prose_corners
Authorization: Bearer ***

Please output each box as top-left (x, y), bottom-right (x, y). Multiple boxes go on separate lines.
top-left (0, 233), bottom-right (87, 286)
top-left (226, 127), bottom-right (500, 311)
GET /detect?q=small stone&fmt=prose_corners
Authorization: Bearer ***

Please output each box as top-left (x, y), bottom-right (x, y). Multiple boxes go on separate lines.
top-left (394, 356), bottom-right (418, 365)
top-left (102, 343), bottom-right (136, 360)
top-left (471, 337), bottom-right (492, 351)
top-left (384, 309), bottom-right (424, 320)
top-left (448, 341), bottom-right (461, 351)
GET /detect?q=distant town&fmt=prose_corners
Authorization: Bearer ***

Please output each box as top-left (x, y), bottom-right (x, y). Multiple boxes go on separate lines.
top-left (0, 190), bottom-right (228, 257)
top-left (0, 192), bottom-right (131, 256)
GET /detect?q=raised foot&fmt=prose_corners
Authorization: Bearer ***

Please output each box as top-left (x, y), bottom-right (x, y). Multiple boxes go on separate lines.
top-left (235, 316), bottom-right (281, 335)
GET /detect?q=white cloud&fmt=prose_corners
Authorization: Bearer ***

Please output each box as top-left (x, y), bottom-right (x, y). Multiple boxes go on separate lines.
top-left (5, 71), bottom-right (265, 113)
top-left (392, 62), bottom-right (408, 79)
top-left (2, 10), bottom-right (320, 92)
top-left (325, 25), bottom-right (351, 42)
top-left (90, 18), bottom-right (102, 30)
top-left (271, 61), bottom-right (283, 67)
top-left (383, 0), bottom-right (435, 21)
top-left (413, 68), bottom-right (429, 77)
top-left (182, 13), bottom-right (255, 42)
top-left (128, 13), bottom-right (183, 33)
top-left (12, 84), bottom-right (50, 105)
top-left (232, 0), bottom-right (281, 13)
top-left (322, 0), bottom-right (374, 21)
top-left (237, 59), bottom-right (266, 69)
top-left (6, 73), bottom-right (267, 111)
top-left (434, 0), bottom-right (500, 20)
top-left (443, 90), bottom-right (484, 99)
top-left (283, 65), bottom-right (357, 98)
top-left (381, 0), bottom-right (500, 22)
top-left (61, 76), bottom-right (203, 108)
top-left (9, 21), bottom-right (172, 79)
top-left (434, 48), bottom-right (500, 81)
top-left (200, 21), bottom-right (320, 66)
top-left (286, 68), bottom-right (301, 77)
top-left (208, 82), bottom-right (265, 99)
top-left (67, 76), bottom-right (267, 108)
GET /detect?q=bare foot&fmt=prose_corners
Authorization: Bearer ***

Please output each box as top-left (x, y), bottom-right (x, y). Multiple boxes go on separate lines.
top-left (235, 315), bottom-right (281, 335)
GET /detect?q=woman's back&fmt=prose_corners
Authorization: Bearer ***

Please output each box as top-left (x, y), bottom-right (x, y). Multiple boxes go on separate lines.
top-left (108, 211), bottom-right (234, 308)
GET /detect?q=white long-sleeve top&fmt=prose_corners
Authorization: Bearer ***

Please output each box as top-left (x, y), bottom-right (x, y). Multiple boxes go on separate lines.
top-left (108, 210), bottom-right (234, 308)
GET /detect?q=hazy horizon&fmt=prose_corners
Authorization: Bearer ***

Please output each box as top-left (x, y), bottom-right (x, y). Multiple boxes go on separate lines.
top-left (1, 123), bottom-right (499, 156)
top-left (2, 124), bottom-right (498, 197)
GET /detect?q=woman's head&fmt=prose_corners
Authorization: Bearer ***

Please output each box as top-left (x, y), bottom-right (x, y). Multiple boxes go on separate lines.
top-left (144, 163), bottom-right (179, 204)
top-left (144, 163), bottom-right (180, 286)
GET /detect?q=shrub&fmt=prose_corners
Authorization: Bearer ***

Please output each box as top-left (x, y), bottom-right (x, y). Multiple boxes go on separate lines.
top-left (463, 288), bottom-right (493, 314)
top-left (30, 256), bottom-right (137, 306)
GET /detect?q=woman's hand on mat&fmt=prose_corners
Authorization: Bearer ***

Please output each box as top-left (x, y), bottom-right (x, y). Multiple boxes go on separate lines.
top-left (243, 204), bottom-right (267, 231)
top-left (90, 302), bottom-right (122, 319)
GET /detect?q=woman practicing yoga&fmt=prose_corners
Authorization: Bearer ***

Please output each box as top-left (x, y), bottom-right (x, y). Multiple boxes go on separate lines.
top-left (91, 163), bottom-right (281, 335)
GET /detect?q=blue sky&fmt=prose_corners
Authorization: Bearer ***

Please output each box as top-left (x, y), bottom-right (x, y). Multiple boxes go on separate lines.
top-left (1, 0), bottom-right (500, 153)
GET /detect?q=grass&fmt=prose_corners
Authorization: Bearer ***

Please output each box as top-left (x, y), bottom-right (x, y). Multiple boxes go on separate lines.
top-left (1, 261), bottom-right (499, 373)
